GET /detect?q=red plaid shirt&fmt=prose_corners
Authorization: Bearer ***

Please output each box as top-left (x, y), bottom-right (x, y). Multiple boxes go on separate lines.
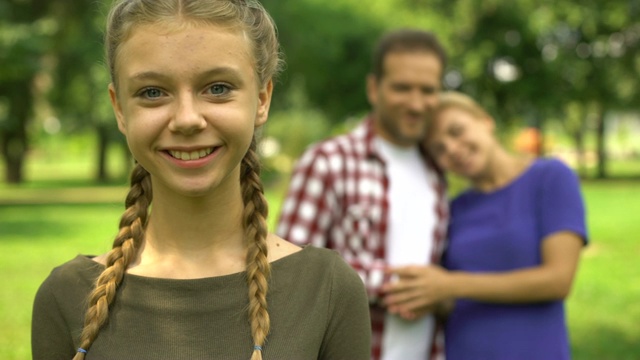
top-left (276, 116), bottom-right (449, 360)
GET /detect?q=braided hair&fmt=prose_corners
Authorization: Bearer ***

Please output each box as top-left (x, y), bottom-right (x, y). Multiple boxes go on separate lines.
top-left (73, 1), bottom-right (282, 358)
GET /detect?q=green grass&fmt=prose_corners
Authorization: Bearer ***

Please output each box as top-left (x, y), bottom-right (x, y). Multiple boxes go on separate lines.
top-left (1, 180), bottom-right (639, 359)
top-left (567, 180), bottom-right (640, 359)
top-left (0, 203), bottom-right (124, 360)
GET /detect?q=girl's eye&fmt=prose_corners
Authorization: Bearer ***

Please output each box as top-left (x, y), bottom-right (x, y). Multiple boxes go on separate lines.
top-left (208, 84), bottom-right (230, 96)
top-left (141, 88), bottom-right (163, 99)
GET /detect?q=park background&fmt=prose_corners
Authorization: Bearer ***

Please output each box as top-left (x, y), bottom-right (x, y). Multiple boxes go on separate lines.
top-left (1, 0), bottom-right (639, 359)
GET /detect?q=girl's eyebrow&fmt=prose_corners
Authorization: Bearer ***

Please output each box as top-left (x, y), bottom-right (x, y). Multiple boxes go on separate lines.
top-left (129, 67), bottom-right (245, 84)
top-left (129, 71), bottom-right (170, 82)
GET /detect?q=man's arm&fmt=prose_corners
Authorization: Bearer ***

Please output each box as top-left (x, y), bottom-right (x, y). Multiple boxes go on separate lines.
top-left (276, 147), bottom-right (336, 247)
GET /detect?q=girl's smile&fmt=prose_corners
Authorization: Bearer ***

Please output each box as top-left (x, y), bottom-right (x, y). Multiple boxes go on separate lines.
top-left (163, 146), bottom-right (219, 169)
top-left (109, 22), bottom-right (271, 197)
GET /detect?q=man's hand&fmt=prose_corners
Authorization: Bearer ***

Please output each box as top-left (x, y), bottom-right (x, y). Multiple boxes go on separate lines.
top-left (381, 265), bottom-right (452, 320)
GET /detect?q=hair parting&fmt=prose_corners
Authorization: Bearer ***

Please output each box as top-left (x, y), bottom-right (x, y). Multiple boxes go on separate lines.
top-left (104, 0), bottom-right (283, 88)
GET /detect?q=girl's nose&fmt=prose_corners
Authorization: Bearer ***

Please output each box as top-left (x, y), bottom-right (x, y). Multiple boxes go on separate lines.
top-left (168, 93), bottom-right (206, 135)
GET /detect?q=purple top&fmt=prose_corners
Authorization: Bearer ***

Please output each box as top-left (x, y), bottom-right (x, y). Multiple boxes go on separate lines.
top-left (443, 158), bottom-right (588, 360)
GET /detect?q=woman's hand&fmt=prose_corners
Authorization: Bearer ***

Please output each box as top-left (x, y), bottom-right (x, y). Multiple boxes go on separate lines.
top-left (381, 265), bottom-right (453, 320)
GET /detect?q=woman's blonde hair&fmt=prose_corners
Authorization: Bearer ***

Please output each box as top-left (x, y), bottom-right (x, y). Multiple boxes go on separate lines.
top-left (73, 1), bottom-right (282, 359)
top-left (434, 91), bottom-right (492, 121)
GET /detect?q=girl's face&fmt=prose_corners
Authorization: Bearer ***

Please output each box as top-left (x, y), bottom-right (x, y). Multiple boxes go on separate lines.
top-left (425, 106), bottom-right (496, 179)
top-left (109, 22), bottom-right (272, 197)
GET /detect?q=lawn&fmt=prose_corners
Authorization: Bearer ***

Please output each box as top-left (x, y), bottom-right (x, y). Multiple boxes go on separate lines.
top-left (567, 180), bottom-right (640, 359)
top-left (1, 179), bottom-right (639, 359)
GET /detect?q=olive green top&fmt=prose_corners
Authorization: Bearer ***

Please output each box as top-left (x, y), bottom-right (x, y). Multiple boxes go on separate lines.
top-left (32, 246), bottom-right (371, 360)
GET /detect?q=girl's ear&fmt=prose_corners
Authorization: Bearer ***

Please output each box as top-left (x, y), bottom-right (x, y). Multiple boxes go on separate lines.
top-left (109, 83), bottom-right (126, 134)
top-left (255, 80), bottom-right (273, 127)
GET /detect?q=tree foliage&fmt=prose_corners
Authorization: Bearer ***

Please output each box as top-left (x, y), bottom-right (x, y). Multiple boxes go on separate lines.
top-left (0, 0), bottom-right (56, 183)
top-left (0, 0), bottom-right (637, 183)
top-left (46, 0), bottom-right (125, 181)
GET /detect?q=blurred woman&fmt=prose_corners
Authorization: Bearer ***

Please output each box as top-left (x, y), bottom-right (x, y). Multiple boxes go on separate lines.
top-left (384, 91), bottom-right (587, 360)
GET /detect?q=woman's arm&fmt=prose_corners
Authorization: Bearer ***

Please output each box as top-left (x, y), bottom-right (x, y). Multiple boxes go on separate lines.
top-left (384, 160), bottom-right (587, 319)
top-left (447, 230), bottom-right (583, 302)
top-left (382, 230), bottom-right (583, 318)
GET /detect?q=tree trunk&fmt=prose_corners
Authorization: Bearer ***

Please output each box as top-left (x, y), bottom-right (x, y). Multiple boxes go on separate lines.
top-left (95, 124), bottom-right (109, 182)
top-left (1, 81), bottom-right (32, 184)
top-left (595, 107), bottom-right (607, 179)
top-left (572, 130), bottom-right (586, 177)
top-left (1, 132), bottom-right (27, 183)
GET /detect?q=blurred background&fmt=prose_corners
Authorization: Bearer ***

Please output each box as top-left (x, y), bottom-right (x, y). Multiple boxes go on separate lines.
top-left (1, 0), bottom-right (638, 359)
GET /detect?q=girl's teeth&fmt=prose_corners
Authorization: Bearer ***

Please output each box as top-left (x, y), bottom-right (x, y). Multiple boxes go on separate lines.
top-left (169, 148), bottom-right (213, 160)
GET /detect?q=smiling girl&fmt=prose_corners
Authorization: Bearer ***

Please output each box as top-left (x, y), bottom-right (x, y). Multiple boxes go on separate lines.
top-left (31, 1), bottom-right (370, 359)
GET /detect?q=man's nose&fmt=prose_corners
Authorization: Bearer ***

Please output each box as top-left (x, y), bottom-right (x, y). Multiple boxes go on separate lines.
top-left (407, 89), bottom-right (425, 112)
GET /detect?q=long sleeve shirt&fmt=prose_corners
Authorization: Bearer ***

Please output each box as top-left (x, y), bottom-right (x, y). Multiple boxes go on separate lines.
top-left (277, 117), bottom-right (448, 360)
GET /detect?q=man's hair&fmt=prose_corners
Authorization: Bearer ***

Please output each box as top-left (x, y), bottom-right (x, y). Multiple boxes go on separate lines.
top-left (370, 29), bottom-right (447, 80)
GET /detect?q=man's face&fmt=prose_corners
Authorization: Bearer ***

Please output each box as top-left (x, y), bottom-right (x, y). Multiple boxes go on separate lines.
top-left (367, 51), bottom-right (442, 147)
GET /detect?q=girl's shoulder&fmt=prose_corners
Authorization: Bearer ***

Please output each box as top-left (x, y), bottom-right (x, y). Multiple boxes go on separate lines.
top-left (272, 244), bottom-right (349, 273)
top-left (43, 255), bottom-right (103, 287)
top-left (271, 245), bottom-right (365, 289)
top-left (34, 255), bottom-right (102, 311)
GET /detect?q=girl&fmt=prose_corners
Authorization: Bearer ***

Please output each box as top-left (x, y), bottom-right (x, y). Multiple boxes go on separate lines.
top-left (384, 91), bottom-right (587, 360)
top-left (31, 1), bottom-right (371, 359)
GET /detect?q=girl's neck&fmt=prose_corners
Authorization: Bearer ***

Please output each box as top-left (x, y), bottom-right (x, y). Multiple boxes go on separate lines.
top-left (128, 178), bottom-right (248, 278)
top-left (471, 147), bottom-right (533, 193)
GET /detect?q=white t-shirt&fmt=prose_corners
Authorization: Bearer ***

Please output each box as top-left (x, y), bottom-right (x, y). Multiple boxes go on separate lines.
top-left (375, 137), bottom-right (438, 360)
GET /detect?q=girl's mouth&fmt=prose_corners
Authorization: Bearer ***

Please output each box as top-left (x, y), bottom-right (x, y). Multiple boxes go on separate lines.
top-left (167, 147), bottom-right (215, 161)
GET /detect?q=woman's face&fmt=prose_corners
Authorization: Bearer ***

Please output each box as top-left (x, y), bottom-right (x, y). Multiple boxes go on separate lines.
top-left (425, 106), bottom-right (496, 179)
top-left (109, 22), bottom-right (272, 198)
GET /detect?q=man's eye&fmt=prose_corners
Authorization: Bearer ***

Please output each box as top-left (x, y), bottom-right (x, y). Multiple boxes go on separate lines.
top-left (391, 84), bottom-right (411, 92)
top-left (208, 84), bottom-right (229, 95)
top-left (422, 86), bottom-right (437, 95)
top-left (450, 126), bottom-right (463, 137)
top-left (141, 88), bottom-right (163, 98)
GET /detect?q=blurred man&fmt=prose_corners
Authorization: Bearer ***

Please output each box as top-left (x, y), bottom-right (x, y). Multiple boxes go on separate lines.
top-left (277, 29), bottom-right (449, 360)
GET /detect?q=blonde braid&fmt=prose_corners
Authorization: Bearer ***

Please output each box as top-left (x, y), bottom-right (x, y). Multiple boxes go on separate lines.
top-left (102, 1), bottom-right (281, 358)
top-left (241, 138), bottom-right (271, 360)
top-left (73, 164), bottom-right (152, 359)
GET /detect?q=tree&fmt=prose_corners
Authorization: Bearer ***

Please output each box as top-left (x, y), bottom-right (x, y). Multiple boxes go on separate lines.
top-left (434, 0), bottom-right (639, 178)
top-left (263, 0), bottom-right (451, 123)
top-left (47, 0), bottom-right (126, 182)
top-left (0, 0), bottom-right (54, 183)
